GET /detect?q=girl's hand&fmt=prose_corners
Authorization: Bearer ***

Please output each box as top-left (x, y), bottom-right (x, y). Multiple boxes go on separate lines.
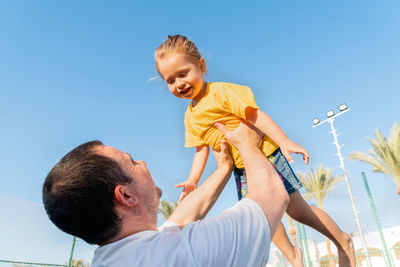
top-left (279, 139), bottom-right (310, 165)
top-left (175, 181), bottom-right (197, 204)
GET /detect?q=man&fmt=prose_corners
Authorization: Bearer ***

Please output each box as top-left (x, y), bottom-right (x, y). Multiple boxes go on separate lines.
top-left (43, 122), bottom-right (289, 266)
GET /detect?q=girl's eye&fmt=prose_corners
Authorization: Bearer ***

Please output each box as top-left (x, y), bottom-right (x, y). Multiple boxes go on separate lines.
top-left (167, 79), bottom-right (174, 84)
top-left (180, 72), bottom-right (187, 77)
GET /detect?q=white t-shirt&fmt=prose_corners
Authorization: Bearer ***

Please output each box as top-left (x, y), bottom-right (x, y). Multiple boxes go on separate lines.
top-left (91, 198), bottom-right (271, 267)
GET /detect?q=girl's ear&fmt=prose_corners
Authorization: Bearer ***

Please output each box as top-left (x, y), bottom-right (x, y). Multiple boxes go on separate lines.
top-left (199, 58), bottom-right (207, 74)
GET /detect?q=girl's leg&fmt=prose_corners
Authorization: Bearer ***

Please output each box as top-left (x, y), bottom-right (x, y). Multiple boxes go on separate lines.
top-left (272, 222), bottom-right (304, 267)
top-left (286, 191), bottom-right (355, 267)
top-left (234, 168), bottom-right (303, 266)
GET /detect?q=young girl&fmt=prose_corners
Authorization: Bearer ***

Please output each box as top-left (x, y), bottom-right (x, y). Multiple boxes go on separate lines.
top-left (155, 35), bottom-right (355, 267)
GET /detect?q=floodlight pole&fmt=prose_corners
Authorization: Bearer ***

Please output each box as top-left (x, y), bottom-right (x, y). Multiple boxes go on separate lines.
top-left (313, 108), bottom-right (371, 267)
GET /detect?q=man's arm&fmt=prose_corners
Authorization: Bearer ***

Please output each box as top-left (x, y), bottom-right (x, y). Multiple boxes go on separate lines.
top-left (246, 107), bottom-right (310, 164)
top-left (167, 140), bottom-right (233, 228)
top-left (215, 121), bottom-right (289, 236)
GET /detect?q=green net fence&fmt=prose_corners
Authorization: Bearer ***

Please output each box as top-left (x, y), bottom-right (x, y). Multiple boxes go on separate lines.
top-left (0, 194), bottom-right (95, 267)
top-left (1, 171), bottom-right (399, 267)
top-left (267, 172), bottom-right (400, 267)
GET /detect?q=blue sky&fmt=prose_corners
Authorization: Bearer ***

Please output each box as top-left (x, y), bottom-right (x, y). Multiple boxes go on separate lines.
top-left (1, 0), bottom-right (399, 264)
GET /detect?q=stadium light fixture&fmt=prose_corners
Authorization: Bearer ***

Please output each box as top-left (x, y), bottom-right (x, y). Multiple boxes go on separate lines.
top-left (326, 110), bottom-right (335, 118)
top-left (339, 103), bottom-right (348, 112)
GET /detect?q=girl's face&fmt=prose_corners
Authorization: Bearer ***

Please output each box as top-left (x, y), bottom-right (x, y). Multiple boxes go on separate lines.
top-left (157, 52), bottom-right (206, 104)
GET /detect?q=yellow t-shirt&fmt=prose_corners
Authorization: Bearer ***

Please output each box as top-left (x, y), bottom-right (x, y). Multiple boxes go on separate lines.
top-left (184, 82), bottom-right (279, 169)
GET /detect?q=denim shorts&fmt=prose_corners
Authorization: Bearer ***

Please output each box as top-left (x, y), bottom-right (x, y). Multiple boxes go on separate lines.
top-left (233, 148), bottom-right (302, 200)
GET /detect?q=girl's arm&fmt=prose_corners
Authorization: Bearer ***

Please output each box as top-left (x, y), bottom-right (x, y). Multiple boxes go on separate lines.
top-left (245, 107), bottom-right (309, 164)
top-left (168, 140), bottom-right (232, 228)
top-left (175, 144), bottom-right (210, 203)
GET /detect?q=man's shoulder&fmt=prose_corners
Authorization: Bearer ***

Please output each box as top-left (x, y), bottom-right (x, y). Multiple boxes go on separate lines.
top-left (92, 228), bottom-right (189, 267)
top-left (223, 198), bottom-right (264, 216)
top-left (189, 198), bottom-right (268, 230)
top-left (158, 221), bottom-right (181, 232)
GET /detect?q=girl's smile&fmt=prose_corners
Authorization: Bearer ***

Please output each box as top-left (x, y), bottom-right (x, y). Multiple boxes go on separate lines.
top-left (156, 52), bottom-right (207, 105)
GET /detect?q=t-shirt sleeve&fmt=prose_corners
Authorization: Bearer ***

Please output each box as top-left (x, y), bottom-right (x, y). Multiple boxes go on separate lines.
top-left (221, 84), bottom-right (259, 120)
top-left (186, 198), bottom-right (271, 266)
top-left (158, 221), bottom-right (181, 232)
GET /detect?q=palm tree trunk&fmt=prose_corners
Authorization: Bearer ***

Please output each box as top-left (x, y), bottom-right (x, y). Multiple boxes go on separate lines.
top-left (318, 201), bottom-right (335, 266)
top-left (288, 216), bottom-right (298, 246)
top-left (326, 237), bottom-right (336, 267)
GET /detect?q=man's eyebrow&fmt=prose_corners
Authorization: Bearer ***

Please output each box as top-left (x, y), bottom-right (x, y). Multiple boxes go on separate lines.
top-left (126, 153), bottom-right (133, 161)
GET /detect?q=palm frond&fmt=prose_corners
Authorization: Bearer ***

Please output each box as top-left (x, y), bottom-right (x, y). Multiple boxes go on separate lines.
top-left (297, 165), bottom-right (344, 208)
top-left (349, 151), bottom-right (388, 174)
top-left (389, 123), bottom-right (400, 160)
top-left (349, 122), bottom-right (400, 190)
top-left (159, 200), bottom-right (177, 220)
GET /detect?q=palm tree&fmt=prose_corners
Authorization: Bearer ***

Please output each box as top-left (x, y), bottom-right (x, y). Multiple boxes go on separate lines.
top-left (69, 259), bottom-right (90, 267)
top-left (349, 123), bottom-right (400, 194)
top-left (297, 165), bottom-right (344, 267)
top-left (159, 200), bottom-right (177, 220)
top-left (287, 214), bottom-right (298, 247)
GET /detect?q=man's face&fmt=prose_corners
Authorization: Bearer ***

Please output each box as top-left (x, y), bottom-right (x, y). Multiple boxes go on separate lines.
top-left (97, 146), bottom-right (162, 220)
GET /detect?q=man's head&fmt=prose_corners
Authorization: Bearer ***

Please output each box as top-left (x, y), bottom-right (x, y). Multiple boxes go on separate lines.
top-left (42, 141), bottom-right (162, 245)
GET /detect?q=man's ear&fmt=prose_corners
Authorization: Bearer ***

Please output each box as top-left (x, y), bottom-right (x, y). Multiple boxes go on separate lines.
top-left (114, 185), bottom-right (138, 207)
top-left (199, 58), bottom-right (207, 74)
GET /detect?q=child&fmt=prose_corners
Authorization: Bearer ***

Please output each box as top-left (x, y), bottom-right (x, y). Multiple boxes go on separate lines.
top-left (155, 35), bottom-right (355, 267)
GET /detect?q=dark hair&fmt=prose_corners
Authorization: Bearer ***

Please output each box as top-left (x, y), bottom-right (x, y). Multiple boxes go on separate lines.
top-left (42, 140), bottom-right (132, 245)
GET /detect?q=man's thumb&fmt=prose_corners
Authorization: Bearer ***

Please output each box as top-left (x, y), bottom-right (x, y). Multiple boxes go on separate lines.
top-left (220, 139), bottom-right (228, 151)
top-left (215, 122), bottom-right (228, 134)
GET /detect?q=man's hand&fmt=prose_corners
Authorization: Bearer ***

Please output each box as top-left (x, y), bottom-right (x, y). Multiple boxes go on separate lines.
top-left (216, 120), bottom-right (289, 236)
top-left (214, 121), bottom-right (262, 150)
top-left (211, 139), bottom-right (233, 169)
top-left (168, 139), bottom-right (235, 227)
top-left (175, 181), bottom-right (197, 204)
top-left (279, 139), bottom-right (309, 165)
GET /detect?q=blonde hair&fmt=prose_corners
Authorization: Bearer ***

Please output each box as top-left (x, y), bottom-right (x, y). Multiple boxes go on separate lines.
top-left (155, 35), bottom-right (202, 65)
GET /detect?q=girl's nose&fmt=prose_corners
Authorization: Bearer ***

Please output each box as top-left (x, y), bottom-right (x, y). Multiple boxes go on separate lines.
top-left (176, 79), bottom-right (186, 90)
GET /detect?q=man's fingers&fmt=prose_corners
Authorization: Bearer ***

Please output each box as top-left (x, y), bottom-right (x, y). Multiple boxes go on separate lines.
top-left (214, 122), bottom-right (228, 135)
top-left (219, 139), bottom-right (228, 151)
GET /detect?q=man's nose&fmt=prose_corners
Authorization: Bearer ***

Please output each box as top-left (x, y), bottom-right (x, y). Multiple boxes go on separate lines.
top-left (137, 160), bottom-right (147, 168)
